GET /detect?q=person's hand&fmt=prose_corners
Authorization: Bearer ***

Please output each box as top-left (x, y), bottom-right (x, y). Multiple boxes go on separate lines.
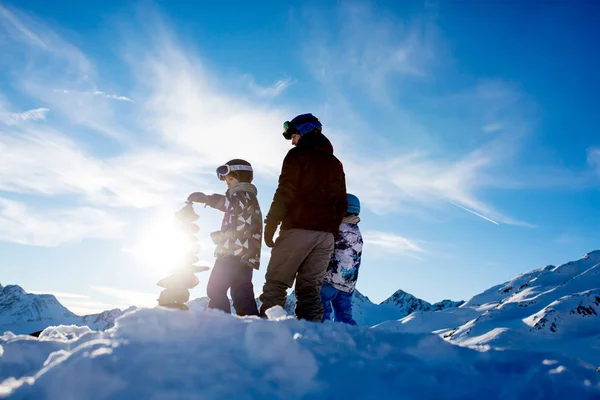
top-left (264, 223), bottom-right (277, 248)
top-left (187, 192), bottom-right (208, 203)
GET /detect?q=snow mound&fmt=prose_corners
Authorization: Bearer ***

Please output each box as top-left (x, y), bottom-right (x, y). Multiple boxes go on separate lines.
top-left (1, 307), bottom-right (599, 399)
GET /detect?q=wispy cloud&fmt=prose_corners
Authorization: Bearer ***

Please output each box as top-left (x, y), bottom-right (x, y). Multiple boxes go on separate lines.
top-left (0, 5), bottom-right (300, 246)
top-left (363, 231), bottom-right (425, 256)
top-left (449, 202), bottom-right (499, 225)
top-left (243, 76), bottom-right (294, 98)
top-left (303, 2), bottom-right (437, 100)
top-left (483, 123), bottom-right (502, 133)
top-left (29, 290), bottom-right (90, 299)
top-left (298, 3), bottom-right (582, 226)
top-left (0, 4), bottom-right (91, 77)
top-left (90, 285), bottom-right (156, 307)
top-left (0, 198), bottom-right (124, 246)
top-left (28, 289), bottom-right (133, 314)
top-left (63, 300), bottom-right (130, 316)
top-left (0, 4), bottom-right (131, 141)
top-left (0, 107), bottom-right (49, 125)
top-left (54, 89), bottom-right (134, 102)
top-left (27, 290), bottom-right (114, 315)
top-left (0, 1), bottom-right (588, 251)
top-left (341, 143), bottom-right (532, 226)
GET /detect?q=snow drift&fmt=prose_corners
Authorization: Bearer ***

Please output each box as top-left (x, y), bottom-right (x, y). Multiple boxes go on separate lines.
top-left (1, 307), bottom-right (598, 399)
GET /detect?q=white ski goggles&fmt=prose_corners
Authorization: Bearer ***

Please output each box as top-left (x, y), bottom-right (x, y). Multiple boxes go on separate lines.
top-left (216, 164), bottom-right (253, 180)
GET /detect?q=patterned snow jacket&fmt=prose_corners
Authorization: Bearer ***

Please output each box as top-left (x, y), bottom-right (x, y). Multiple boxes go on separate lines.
top-left (205, 183), bottom-right (263, 270)
top-left (324, 215), bottom-right (363, 293)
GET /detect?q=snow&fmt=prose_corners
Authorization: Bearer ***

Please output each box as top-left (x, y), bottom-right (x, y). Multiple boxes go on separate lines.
top-left (285, 289), bottom-right (462, 327)
top-left (377, 251), bottom-right (600, 369)
top-left (2, 251), bottom-right (600, 398)
top-left (0, 285), bottom-right (133, 335)
top-left (1, 307), bottom-right (599, 399)
top-left (264, 305), bottom-right (289, 320)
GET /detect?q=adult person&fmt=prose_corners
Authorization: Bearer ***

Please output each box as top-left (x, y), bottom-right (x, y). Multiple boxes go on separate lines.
top-left (259, 113), bottom-right (347, 322)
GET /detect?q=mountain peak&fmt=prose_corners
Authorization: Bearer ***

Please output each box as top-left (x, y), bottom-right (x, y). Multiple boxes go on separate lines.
top-left (1, 284), bottom-right (26, 296)
top-left (388, 289), bottom-right (412, 300)
top-left (0, 284), bottom-right (129, 334)
top-left (380, 289), bottom-right (432, 318)
top-left (584, 249), bottom-right (600, 260)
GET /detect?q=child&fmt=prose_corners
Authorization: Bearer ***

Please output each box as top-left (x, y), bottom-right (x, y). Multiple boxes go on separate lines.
top-left (320, 193), bottom-right (363, 325)
top-left (187, 159), bottom-right (262, 316)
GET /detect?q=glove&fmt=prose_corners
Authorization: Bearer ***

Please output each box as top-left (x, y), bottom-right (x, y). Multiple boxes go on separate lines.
top-left (187, 192), bottom-right (208, 203)
top-left (264, 223), bottom-right (277, 248)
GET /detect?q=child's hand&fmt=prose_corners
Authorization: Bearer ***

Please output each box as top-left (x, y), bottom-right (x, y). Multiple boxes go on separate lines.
top-left (187, 192), bottom-right (208, 203)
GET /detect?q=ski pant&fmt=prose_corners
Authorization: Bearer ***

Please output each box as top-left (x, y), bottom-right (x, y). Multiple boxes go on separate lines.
top-left (259, 229), bottom-right (334, 322)
top-left (207, 256), bottom-right (259, 316)
top-left (320, 282), bottom-right (357, 325)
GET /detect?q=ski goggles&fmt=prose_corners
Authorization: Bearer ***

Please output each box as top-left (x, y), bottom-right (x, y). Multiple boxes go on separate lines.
top-left (282, 118), bottom-right (322, 140)
top-left (215, 164), bottom-right (253, 180)
top-left (282, 121), bottom-right (298, 140)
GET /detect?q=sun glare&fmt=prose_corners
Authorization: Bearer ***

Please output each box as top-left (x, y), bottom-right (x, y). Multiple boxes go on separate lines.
top-left (127, 210), bottom-right (198, 276)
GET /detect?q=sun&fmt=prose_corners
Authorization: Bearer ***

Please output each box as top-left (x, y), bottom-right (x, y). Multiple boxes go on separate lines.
top-left (126, 209), bottom-right (198, 276)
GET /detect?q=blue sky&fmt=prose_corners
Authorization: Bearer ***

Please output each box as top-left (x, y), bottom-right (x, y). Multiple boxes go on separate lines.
top-left (0, 0), bottom-right (598, 314)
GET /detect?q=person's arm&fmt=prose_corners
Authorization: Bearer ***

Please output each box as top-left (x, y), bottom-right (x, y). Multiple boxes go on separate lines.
top-left (205, 194), bottom-right (228, 212)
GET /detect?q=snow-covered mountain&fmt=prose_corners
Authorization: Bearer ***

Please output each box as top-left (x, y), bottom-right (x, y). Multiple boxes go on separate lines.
top-left (0, 284), bottom-right (134, 335)
top-left (286, 288), bottom-right (463, 326)
top-left (1, 280), bottom-right (462, 334)
top-left (376, 250), bottom-right (600, 366)
top-left (188, 288), bottom-right (463, 326)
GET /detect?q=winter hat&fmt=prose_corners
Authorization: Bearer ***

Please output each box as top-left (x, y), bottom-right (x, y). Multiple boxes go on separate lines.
top-left (282, 113), bottom-right (322, 140)
top-left (217, 159), bottom-right (253, 183)
top-left (346, 193), bottom-right (360, 215)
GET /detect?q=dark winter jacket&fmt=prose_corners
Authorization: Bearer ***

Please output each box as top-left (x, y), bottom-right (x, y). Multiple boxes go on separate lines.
top-left (324, 215), bottom-right (363, 293)
top-left (265, 131), bottom-right (348, 235)
top-left (205, 183), bottom-right (263, 270)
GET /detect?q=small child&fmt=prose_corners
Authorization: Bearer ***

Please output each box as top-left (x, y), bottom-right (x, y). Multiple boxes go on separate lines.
top-left (187, 159), bottom-right (263, 316)
top-left (320, 193), bottom-right (364, 325)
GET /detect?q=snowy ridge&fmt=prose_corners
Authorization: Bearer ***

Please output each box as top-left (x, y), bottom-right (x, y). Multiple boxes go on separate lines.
top-left (0, 284), bottom-right (134, 335)
top-left (0, 307), bottom-right (598, 399)
top-left (524, 289), bottom-right (600, 336)
top-left (169, 289), bottom-right (463, 327)
top-left (376, 250), bottom-right (600, 366)
top-left (2, 282), bottom-right (460, 334)
top-left (283, 289), bottom-right (463, 326)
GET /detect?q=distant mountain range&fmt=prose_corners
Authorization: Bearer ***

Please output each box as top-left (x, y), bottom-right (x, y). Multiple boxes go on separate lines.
top-left (0, 284), bottom-right (135, 335)
top-left (4, 247), bottom-right (598, 366)
top-left (1, 281), bottom-right (462, 334)
top-left (376, 250), bottom-right (600, 366)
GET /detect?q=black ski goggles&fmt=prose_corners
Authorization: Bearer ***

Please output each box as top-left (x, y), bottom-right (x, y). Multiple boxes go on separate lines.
top-left (282, 121), bottom-right (299, 140)
top-left (216, 164), bottom-right (253, 180)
